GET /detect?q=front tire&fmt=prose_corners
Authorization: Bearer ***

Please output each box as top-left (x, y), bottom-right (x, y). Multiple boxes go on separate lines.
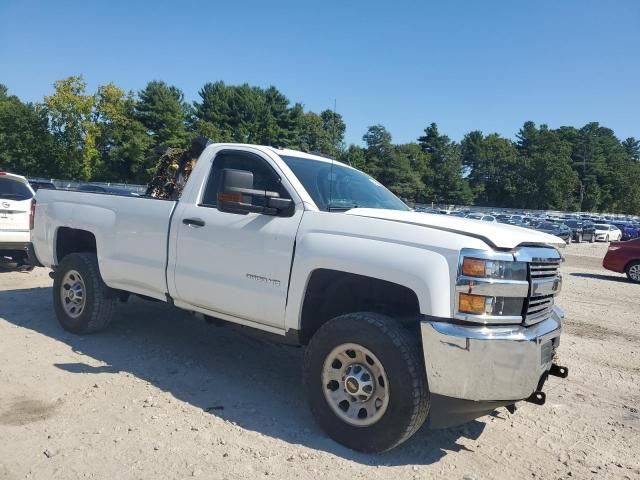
top-left (53, 253), bottom-right (117, 334)
top-left (626, 261), bottom-right (640, 284)
top-left (304, 313), bottom-right (429, 452)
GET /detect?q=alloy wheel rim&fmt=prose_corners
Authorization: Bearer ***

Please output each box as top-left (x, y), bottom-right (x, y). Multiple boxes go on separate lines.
top-left (60, 270), bottom-right (86, 318)
top-left (321, 343), bottom-right (389, 427)
top-left (630, 264), bottom-right (640, 281)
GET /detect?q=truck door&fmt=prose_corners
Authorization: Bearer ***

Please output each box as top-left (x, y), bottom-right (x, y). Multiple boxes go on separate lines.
top-left (169, 148), bottom-right (303, 329)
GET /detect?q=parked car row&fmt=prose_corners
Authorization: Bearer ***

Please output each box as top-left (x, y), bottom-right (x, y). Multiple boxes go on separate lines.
top-left (416, 207), bottom-right (640, 244)
top-left (534, 222), bottom-right (573, 244)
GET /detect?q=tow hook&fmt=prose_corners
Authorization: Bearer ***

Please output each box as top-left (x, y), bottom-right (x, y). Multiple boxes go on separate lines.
top-left (526, 390), bottom-right (546, 406)
top-left (525, 364), bottom-right (568, 407)
top-left (549, 364), bottom-right (569, 378)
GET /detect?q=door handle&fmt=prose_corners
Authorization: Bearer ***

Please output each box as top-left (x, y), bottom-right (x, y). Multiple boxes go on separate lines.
top-left (182, 218), bottom-right (205, 227)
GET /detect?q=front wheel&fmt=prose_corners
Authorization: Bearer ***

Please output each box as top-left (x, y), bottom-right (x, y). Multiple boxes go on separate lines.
top-left (626, 261), bottom-right (640, 283)
top-left (590, 234), bottom-right (595, 243)
top-left (577, 233), bottom-right (583, 243)
top-left (53, 253), bottom-right (117, 334)
top-left (606, 235), bottom-right (609, 242)
top-left (304, 313), bottom-right (429, 452)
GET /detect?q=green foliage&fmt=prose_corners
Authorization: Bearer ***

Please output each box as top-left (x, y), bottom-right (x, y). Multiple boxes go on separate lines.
top-left (359, 126), bottom-right (428, 202)
top-left (136, 81), bottom-right (191, 150)
top-left (94, 84), bottom-right (152, 182)
top-left (339, 144), bottom-right (367, 171)
top-left (419, 123), bottom-right (473, 205)
top-left (0, 85), bottom-right (60, 176)
top-left (43, 76), bottom-right (96, 179)
top-left (193, 81), bottom-right (304, 147)
top-left (0, 76), bottom-right (638, 214)
top-left (622, 137), bottom-right (640, 161)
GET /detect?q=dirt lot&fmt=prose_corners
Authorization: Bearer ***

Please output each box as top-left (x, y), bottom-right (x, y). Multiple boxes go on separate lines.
top-left (0, 242), bottom-right (638, 480)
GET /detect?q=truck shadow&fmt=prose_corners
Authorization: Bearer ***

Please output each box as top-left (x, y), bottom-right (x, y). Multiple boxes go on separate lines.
top-left (0, 285), bottom-right (486, 466)
top-left (570, 272), bottom-right (630, 283)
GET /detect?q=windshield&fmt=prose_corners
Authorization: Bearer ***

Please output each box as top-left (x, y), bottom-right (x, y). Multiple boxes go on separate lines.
top-left (594, 224), bottom-right (609, 229)
top-left (280, 155), bottom-right (409, 212)
top-left (0, 177), bottom-right (33, 200)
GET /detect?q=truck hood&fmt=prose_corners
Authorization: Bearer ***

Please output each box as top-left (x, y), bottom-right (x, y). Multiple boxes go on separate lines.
top-left (345, 208), bottom-right (566, 250)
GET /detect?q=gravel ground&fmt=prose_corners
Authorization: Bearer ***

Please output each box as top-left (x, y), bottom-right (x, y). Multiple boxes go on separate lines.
top-left (0, 242), bottom-right (638, 480)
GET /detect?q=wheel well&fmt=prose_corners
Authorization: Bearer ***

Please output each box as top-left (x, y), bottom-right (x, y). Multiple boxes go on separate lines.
top-left (625, 259), bottom-right (640, 271)
top-left (56, 227), bottom-right (97, 264)
top-left (298, 269), bottom-right (421, 344)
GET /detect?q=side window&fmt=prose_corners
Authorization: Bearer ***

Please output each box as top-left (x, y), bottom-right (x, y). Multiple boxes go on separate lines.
top-left (201, 150), bottom-right (290, 207)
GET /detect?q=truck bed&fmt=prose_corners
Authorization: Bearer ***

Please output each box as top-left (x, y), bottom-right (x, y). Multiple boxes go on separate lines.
top-left (32, 189), bottom-right (177, 300)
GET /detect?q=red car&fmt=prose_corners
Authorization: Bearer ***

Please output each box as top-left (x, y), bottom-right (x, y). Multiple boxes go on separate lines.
top-left (603, 238), bottom-right (640, 283)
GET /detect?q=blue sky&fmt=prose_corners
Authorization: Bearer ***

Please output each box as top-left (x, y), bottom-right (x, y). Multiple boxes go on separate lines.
top-left (1, 0), bottom-right (638, 145)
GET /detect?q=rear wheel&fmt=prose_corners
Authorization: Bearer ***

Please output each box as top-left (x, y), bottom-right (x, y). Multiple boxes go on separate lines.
top-left (53, 253), bottom-right (117, 333)
top-left (626, 262), bottom-right (640, 284)
top-left (304, 312), bottom-right (429, 452)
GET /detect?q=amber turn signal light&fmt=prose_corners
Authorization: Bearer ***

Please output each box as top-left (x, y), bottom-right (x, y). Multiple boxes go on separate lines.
top-left (462, 258), bottom-right (486, 277)
top-left (458, 293), bottom-right (487, 314)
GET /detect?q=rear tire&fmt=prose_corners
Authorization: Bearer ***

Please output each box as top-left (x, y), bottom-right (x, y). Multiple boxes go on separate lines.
top-left (53, 253), bottom-right (117, 334)
top-left (304, 312), bottom-right (429, 452)
top-left (626, 261), bottom-right (640, 284)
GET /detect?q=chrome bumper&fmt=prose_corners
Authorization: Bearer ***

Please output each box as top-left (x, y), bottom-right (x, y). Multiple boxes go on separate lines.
top-left (421, 306), bottom-right (563, 402)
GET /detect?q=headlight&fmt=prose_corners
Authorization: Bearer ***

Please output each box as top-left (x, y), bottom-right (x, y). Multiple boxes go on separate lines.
top-left (456, 250), bottom-right (529, 324)
top-left (458, 293), bottom-right (487, 314)
top-left (458, 293), bottom-right (525, 316)
top-left (461, 257), bottom-right (527, 281)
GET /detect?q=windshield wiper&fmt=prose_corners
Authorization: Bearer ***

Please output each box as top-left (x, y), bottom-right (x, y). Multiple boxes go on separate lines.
top-left (328, 204), bottom-right (358, 212)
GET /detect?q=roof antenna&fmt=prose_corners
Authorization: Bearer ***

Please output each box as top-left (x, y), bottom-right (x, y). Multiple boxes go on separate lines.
top-left (332, 99), bottom-right (338, 157)
top-left (328, 98), bottom-right (337, 210)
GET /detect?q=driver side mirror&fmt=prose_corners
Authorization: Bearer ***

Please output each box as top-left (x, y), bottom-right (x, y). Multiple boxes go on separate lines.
top-left (217, 168), bottom-right (294, 216)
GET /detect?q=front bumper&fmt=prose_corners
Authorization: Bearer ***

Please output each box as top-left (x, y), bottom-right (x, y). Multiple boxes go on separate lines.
top-left (603, 251), bottom-right (625, 273)
top-left (421, 306), bottom-right (563, 402)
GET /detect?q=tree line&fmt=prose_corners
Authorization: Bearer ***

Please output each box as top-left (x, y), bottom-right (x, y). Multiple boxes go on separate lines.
top-left (1, 76), bottom-right (639, 214)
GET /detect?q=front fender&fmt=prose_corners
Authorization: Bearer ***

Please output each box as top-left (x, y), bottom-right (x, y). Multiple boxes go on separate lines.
top-left (284, 231), bottom-right (453, 331)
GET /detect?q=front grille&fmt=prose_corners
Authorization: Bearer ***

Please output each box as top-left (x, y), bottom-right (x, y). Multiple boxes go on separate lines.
top-left (530, 260), bottom-right (561, 278)
top-left (525, 258), bottom-right (562, 325)
top-left (526, 294), bottom-right (554, 322)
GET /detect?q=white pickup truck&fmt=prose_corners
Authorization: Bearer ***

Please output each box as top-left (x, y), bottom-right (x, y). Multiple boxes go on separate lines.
top-left (31, 143), bottom-right (568, 452)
